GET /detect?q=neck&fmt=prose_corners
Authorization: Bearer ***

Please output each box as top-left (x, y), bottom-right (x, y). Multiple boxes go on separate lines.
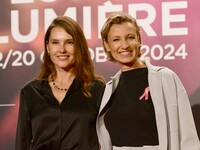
top-left (54, 67), bottom-right (76, 82)
top-left (120, 59), bottom-right (146, 72)
top-left (49, 69), bottom-right (76, 88)
top-left (50, 69), bottom-right (76, 91)
top-left (56, 72), bottom-right (75, 83)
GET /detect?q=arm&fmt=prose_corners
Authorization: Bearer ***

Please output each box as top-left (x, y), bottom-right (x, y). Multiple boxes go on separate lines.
top-left (15, 88), bottom-right (32, 150)
top-left (161, 68), bottom-right (200, 150)
top-left (175, 77), bottom-right (200, 150)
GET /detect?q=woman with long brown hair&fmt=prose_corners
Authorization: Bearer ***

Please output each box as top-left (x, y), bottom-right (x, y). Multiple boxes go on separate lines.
top-left (16, 16), bottom-right (105, 150)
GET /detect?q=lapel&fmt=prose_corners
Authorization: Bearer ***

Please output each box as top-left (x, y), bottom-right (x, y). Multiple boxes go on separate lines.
top-left (145, 57), bottom-right (168, 150)
top-left (99, 71), bottom-right (121, 115)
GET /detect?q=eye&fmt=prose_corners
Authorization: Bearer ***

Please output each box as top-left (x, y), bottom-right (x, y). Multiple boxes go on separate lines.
top-left (51, 41), bottom-right (59, 45)
top-left (128, 36), bottom-right (135, 39)
top-left (67, 40), bottom-right (74, 44)
top-left (113, 38), bottom-right (119, 42)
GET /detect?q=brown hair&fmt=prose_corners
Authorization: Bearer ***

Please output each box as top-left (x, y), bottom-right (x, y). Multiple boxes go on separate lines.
top-left (37, 16), bottom-right (104, 97)
top-left (101, 12), bottom-right (142, 62)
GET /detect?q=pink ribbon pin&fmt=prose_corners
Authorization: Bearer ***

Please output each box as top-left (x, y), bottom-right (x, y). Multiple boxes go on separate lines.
top-left (139, 86), bottom-right (150, 101)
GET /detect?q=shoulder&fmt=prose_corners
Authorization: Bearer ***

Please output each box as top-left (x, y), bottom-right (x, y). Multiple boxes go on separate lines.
top-left (87, 79), bottom-right (105, 97)
top-left (144, 57), bottom-right (183, 85)
top-left (21, 79), bottom-right (47, 93)
top-left (150, 65), bottom-right (185, 91)
top-left (91, 79), bottom-right (105, 89)
top-left (157, 67), bottom-right (179, 81)
top-left (144, 57), bottom-right (178, 77)
top-left (158, 67), bottom-right (176, 75)
top-left (148, 63), bottom-right (181, 84)
top-left (21, 79), bottom-right (36, 91)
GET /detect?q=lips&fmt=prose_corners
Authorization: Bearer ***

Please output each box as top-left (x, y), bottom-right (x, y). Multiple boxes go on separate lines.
top-left (57, 55), bottom-right (70, 60)
top-left (119, 50), bottom-right (132, 55)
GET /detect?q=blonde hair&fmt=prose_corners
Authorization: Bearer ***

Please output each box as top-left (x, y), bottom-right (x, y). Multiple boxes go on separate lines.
top-left (101, 12), bottom-right (142, 62)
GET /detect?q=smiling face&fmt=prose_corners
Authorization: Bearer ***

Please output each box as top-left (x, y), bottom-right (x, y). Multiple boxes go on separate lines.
top-left (104, 22), bottom-right (143, 71)
top-left (47, 26), bottom-right (75, 72)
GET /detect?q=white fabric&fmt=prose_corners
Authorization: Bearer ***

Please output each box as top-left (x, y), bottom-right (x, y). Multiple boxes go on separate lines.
top-left (113, 145), bottom-right (159, 150)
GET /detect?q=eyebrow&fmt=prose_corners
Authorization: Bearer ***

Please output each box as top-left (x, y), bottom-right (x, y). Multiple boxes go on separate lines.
top-left (109, 33), bottom-right (136, 38)
top-left (49, 38), bottom-right (74, 42)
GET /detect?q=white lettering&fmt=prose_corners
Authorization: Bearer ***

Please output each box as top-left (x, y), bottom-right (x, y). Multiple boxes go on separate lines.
top-left (95, 47), bottom-right (107, 62)
top-left (89, 48), bottom-right (95, 60)
top-left (129, 3), bottom-right (157, 36)
top-left (98, 1), bottom-right (123, 38)
top-left (83, 6), bottom-right (91, 39)
top-left (0, 36), bottom-right (9, 44)
top-left (162, 1), bottom-right (188, 36)
top-left (11, 9), bottom-right (39, 43)
top-left (11, 0), bottom-right (34, 4)
top-left (44, 8), bottom-right (77, 31)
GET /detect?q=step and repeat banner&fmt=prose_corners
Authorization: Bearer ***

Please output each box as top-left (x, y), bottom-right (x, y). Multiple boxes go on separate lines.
top-left (0, 0), bottom-right (200, 149)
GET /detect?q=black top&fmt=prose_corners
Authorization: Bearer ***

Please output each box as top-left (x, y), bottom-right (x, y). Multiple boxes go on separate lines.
top-left (104, 68), bottom-right (159, 147)
top-left (15, 78), bottom-right (105, 150)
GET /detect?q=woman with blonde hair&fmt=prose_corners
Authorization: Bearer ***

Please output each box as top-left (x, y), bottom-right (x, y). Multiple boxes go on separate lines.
top-left (97, 12), bottom-right (200, 150)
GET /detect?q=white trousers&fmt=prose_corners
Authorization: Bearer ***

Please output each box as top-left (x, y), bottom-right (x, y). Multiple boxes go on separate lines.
top-left (113, 145), bottom-right (159, 150)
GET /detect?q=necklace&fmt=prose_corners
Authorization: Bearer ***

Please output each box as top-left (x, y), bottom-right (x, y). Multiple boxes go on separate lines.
top-left (51, 74), bottom-right (68, 91)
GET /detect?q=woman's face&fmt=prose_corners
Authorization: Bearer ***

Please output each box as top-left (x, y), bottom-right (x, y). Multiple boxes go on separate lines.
top-left (47, 26), bottom-right (75, 72)
top-left (104, 22), bottom-right (141, 71)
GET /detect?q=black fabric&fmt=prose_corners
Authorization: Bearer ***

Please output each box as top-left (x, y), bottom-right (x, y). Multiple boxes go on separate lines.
top-left (15, 78), bottom-right (105, 150)
top-left (104, 68), bottom-right (159, 147)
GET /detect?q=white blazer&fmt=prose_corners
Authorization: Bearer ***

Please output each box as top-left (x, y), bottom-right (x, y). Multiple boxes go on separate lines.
top-left (96, 57), bottom-right (200, 150)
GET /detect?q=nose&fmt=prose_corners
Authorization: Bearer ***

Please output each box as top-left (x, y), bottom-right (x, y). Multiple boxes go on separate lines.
top-left (59, 43), bottom-right (66, 53)
top-left (121, 40), bottom-right (129, 49)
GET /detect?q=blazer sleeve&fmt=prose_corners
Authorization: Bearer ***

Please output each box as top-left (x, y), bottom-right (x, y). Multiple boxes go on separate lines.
top-left (15, 88), bottom-right (32, 150)
top-left (174, 75), bottom-right (200, 150)
top-left (161, 68), bottom-right (200, 150)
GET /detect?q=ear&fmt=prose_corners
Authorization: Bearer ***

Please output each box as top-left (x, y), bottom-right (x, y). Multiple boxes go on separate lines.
top-left (103, 40), bottom-right (111, 52)
top-left (46, 44), bottom-right (50, 54)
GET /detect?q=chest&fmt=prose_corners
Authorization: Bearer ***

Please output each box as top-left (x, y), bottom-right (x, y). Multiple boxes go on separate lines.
top-left (51, 88), bottom-right (66, 104)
